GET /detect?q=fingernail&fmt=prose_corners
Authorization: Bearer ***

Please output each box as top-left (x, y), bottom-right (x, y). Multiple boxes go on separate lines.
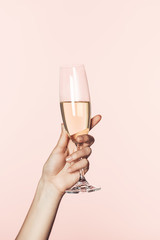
top-left (67, 168), bottom-right (72, 173)
top-left (66, 156), bottom-right (72, 162)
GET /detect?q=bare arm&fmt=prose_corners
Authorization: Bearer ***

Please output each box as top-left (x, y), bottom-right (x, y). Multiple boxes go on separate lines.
top-left (15, 115), bottom-right (101, 240)
top-left (16, 180), bottom-right (63, 240)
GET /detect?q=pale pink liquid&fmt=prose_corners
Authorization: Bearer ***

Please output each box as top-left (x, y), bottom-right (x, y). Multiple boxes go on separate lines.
top-left (60, 101), bottom-right (91, 141)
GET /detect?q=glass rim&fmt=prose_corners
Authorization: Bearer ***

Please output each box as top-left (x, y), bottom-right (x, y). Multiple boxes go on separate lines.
top-left (59, 64), bottom-right (85, 69)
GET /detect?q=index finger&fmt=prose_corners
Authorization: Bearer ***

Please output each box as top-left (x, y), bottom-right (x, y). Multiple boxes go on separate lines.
top-left (90, 114), bottom-right (102, 130)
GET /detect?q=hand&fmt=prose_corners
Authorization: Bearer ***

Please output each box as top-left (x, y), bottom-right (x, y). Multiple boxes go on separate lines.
top-left (41, 115), bottom-right (102, 194)
top-left (15, 115), bottom-right (102, 240)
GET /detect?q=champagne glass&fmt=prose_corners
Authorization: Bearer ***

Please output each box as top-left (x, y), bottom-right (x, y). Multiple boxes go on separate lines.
top-left (59, 64), bottom-right (101, 193)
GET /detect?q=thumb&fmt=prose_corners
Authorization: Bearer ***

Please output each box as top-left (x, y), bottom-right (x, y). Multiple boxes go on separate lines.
top-left (55, 123), bottom-right (69, 152)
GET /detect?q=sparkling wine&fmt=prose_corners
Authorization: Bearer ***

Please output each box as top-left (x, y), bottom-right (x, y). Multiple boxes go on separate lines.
top-left (60, 101), bottom-right (91, 141)
top-left (59, 65), bottom-right (101, 193)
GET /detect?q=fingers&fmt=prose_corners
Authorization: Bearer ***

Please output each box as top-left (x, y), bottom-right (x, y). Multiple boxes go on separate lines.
top-left (54, 124), bottom-right (69, 153)
top-left (67, 158), bottom-right (89, 173)
top-left (55, 114), bottom-right (101, 153)
top-left (73, 114), bottom-right (101, 146)
top-left (65, 146), bottom-right (92, 162)
top-left (90, 114), bottom-right (102, 130)
top-left (75, 134), bottom-right (95, 146)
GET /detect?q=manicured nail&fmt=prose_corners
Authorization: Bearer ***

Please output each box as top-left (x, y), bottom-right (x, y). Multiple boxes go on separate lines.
top-left (66, 156), bottom-right (72, 162)
top-left (67, 168), bottom-right (72, 173)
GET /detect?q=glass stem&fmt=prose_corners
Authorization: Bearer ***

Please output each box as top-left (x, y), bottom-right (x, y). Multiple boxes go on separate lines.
top-left (76, 143), bottom-right (86, 181)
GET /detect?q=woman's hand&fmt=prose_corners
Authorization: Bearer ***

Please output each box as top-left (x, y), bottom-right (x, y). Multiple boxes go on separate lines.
top-left (15, 114), bottom-right (102, 240)
top-left (41, 115), bottom-right (102, 194)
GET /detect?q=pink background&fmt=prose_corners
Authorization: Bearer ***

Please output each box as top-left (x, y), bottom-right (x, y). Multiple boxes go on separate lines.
top-left (0, 0), bottom-right (160, 239)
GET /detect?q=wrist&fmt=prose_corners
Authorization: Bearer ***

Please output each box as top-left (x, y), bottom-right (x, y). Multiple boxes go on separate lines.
top-left (38, 177), bottom-right (65, 200)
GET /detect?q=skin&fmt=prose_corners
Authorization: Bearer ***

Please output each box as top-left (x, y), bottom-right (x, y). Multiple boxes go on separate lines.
top-left (15, 114), bottom-right (102, 240)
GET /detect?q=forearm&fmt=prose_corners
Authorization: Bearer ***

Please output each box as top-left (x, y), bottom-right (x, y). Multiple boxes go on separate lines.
top-left (15, 178), bottom-right (64, 240)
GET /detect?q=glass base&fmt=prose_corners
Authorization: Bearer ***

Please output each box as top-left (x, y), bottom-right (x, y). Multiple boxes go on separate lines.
top-left (65, 179), bottom-right (101, 194)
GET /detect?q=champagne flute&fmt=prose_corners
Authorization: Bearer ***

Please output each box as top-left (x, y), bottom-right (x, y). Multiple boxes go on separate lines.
top-left (59, 64), bottom-right (101, 193)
